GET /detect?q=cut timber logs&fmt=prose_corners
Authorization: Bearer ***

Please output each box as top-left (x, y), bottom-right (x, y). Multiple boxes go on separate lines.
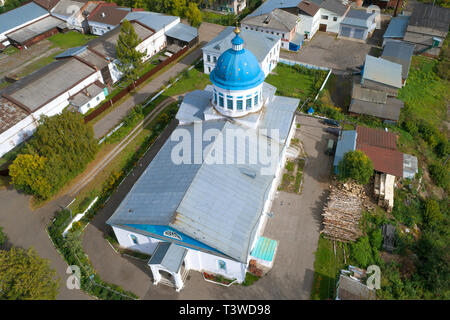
top-left (321, 182), bottom-right (364, 242)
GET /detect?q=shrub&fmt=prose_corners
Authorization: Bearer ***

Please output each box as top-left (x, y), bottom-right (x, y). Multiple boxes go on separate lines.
top-left (423, 199), bottom-right (443, 228)
top-left (350, 236), bottom-right (373, 268)
top-left (429, 163), bottom-right (449, 189)
top-left (337, 150), bottom-right (374, 185)
top-left (369, 228), bottom-right (383, 251)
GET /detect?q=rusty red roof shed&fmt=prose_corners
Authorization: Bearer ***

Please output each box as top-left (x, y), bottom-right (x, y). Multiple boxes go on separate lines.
top-left (356, 126), bottom-right (397, 150)
top-left (358, 143), bottom-right (404, 177)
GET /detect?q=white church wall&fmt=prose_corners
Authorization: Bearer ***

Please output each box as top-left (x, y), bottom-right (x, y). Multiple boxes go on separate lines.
top-left (112, 226), bottom-right (162, 254)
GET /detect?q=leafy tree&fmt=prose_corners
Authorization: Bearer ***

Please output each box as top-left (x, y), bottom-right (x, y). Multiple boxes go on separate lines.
top-left (0, 248), bottom-right (59, 300)
top-left (10, 111), bottom-right (98, 199)
top-left (423, 199), bottom-right (443, 228)
top-left (9, 154), bottom-right (52, 199)
top-left (116, 19), bottom-right (147, 89)
top-left (338, 150), bottom-right (374, 185)
top-left (0, 227), bottom-right (6, 248)
top-left (429, 163), bottom-right (449, 190)
top-left (350, 236), bottom-right (373, 268)
top-left (185, 2), bottom-right (202, 27)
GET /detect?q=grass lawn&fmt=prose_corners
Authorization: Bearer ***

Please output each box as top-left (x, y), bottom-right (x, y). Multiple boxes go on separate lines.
top-left (48, 31), bottom-right (97, 49)
top-left (397, 56), bottom-right (449, 128)
top-left (201, 11), bottom-right (235, 26)
top-left (265, 63), bottom-right (327, 102)
top-left (2, 46), bottom-right (19, 55)
top-left (311, 235), bottom-right (346, 300)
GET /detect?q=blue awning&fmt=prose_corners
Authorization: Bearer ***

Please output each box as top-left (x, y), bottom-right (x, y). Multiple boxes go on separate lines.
top-left (251, 236), bottom-right (277, 262)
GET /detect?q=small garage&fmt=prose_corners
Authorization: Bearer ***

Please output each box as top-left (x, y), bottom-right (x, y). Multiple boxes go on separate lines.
top-left (338, 9), bottom-right (376, 42)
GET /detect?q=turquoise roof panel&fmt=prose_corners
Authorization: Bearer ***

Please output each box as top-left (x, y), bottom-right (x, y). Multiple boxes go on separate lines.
top-left (251, 236), bottom-right (277, 262)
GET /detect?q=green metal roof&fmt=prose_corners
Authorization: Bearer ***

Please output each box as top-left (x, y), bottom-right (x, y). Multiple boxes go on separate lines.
top-left (251, 236), bottom-right (277, 262)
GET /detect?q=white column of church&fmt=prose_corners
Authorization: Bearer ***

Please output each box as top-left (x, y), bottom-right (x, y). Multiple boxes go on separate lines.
top-left (150, 266), bottom-right (162, 285)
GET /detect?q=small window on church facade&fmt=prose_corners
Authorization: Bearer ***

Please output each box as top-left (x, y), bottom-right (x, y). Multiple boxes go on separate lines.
top-left (254, 94), bottom-right (258, 105)
top-left (246, 98), bottom-right (252, 110)
top-left (227, 98), bottom-right (233, 110)
top-left (130, 234), bottom-right (138, 245)
top-left (219, 96), bottom-right (224, 107)
top-left (236, 99), bottom-right (243, 110)
top-left (217, 260), bottom-right (227, 271)
top-left (214, 93), bottom-right (217, 104)
top-left (207, 55), bottom-right (210, 62)
top-left (163, 230), bottom-right (182, 240)
top-left (213, 56), bottom-right (217, 63)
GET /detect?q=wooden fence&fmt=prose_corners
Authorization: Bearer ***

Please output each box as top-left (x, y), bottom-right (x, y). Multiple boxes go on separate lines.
top-left (84, 45), bottom-right (190, 123)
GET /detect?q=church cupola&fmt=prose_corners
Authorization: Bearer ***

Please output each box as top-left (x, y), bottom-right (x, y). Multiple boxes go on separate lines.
top-left (209, 26), bottom-right (266, 117)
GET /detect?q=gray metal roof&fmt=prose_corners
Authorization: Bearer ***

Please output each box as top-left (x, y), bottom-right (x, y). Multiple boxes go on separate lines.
top-left (148, 242), bottom-right (187, 273)
top-left (341, 9), bottom-right (375, 29)
top-left (407, 2), bottom-right (450, 32)
top-left (0, 2), bottom-right (49, 35)
top-left (55, 45), bottom-right (87, 59)
top-left (124, 11), bottom-right (178, 31)
top-left (318, 0), bottom-right (348, 16)
top-left (108, 118), bottom-right (286, 263)
top-left (403, 153), bottom-right (418, 179)
top-left (242, 8), bottom-right (299, 32)
top-left (203, 26), bottom-right (280, 63)
top-left (337, 274), bottom-right (376, 300)
top-left (349, 96), bottom-right (403, 121)
top-left (176, 90), bottom-right (211, 123)
top-left (352, 83), bottom-right (387, 104)
top-left (333, 130), bottom-right (357, 168)
top-left (69, 80), bottom-right (104, 107)
top-left (6, 16), bottom-right (65, 44)
top-left (362, 55), bottom-right (402, 89)
top-left (381, 41), bottom-right (415, 80)
top-left (2, 58), bottom-right (95, 112)
top-left (259, 95), bottom-right (299, 143)
top-left (383, 15), bottom-right (410, 39)
top-left (248, 0), bottom-right (301, 17)
top-left (51, 0), bottom-right (87, 17)
top-left (165, 23), bottom-right (198, 43)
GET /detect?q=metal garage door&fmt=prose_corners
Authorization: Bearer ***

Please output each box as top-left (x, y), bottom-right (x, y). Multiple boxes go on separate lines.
top-left (340, 26), bottom-right (351, 37)
top-left (354, 28), bottom-right (365, 39)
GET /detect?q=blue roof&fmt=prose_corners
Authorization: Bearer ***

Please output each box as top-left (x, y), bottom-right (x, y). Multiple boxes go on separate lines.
top-left (251, 236), bottom-right (277, 262)
top-left (210, 33), bottom-right (265, 90)
top-left (55, 46), bottom-right (87, 59)
top-left (383, 15), bottom-right (410, 39)
top-left (333, 130), bottom-right (357, 170)
top-left (0, 2), bottom-right (49, 35)
top-left (165, 23), bottom-right (198, 43)
top-left (248, 0), bottom-right (301, 16)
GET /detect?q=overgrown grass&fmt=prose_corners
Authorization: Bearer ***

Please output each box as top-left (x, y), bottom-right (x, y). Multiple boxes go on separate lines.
top-left (2, 46), bottom-right (19, 55)
top-left (265, 63), bottom-right (327, 102)
top-left (48, 31), bottom-right (97, 50)
top-left (241, 272), bottom-right (260, 286)
top-left (201, 11), bottom-right (236, 26)
top-left (311, 235), bottom-right (346, 300)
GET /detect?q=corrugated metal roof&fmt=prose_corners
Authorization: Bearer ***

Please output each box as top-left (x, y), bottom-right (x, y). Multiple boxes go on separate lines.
top-left (248, 0), bottom-right (301, 17)
top-left (362, 55), bottom-right (402, 89)
top-left (251, 236), bottom-right (277, 262)
top-left (203, 26), bottom-right (280, 63)
top-left (124, 11), bottom-right (178, 31)
top-left (381, 41), bottom-right (414, 80)
top-left (298, 1), bottom-right (320, 16)
top-left (356, 126), bottom-right (397, 150)
top-left (319, 0), bottom-right (348, 16)
top-left (165, 23), bottom-right (198, 43)
top-left (403, 153), bottom-right (418, 179)
top-left (55, 45), bottom-right (87, 59)
top-left (383, 15), bottom-right (409, 39)
top-left (407, 3), bottom-right (450, 32)
top-left (7, 16), bottom-right (66, 44)
top-left (341, 9), bottom-right (375, 29)
top-left (338, 275), bottom-right (376, 300)
top-left (349, 97), bottom-right (403, 121)
top-left (352, 83), bottom-right (388, 104)
top-left (358, 143), bottom-right (403, 177)
top-left (242, 8), bottom-right (298, 32)
top-left (148, 242), bottom-right (187, 273)
top-left (333, 130), bottom-right (357, 168)
top-left (0, 2), bottom-right (49, 35)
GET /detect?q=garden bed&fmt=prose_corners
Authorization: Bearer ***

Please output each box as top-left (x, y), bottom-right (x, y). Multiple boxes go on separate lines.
top-left (202, 272), bottom-right (237, 286)
top-left (278, 158), bottom-right (306, 194)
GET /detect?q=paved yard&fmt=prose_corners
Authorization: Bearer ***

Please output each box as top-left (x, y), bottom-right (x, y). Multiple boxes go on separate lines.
top-left (280, 32), bottom-right (374, 71)
top-left (83, 114), bottom-right (334, 300)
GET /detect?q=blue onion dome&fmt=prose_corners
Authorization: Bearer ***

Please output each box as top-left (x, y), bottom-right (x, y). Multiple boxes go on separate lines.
top-left (210, 27), bottom-right (265, 91)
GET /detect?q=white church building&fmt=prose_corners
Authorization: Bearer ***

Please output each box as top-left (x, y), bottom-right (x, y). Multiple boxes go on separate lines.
top-left (107, 28), bottom-right (300, 291)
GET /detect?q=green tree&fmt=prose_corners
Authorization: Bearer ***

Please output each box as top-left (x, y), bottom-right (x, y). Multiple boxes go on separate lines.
top-left (338, 150), bottom-right (374, 185)
top-left (185, 2), bottom-right (202, 27)
top-left (0, 247), bottom-right (59, 300)
top-left (10, 111), bottom-right (98, 199)
top-left (423, 199), bottom-right (443, 228)
top-left (0, 227), bottom-right (6, 248)
top-left (116, 19), bottom-right (147, 89)
top-left (350, 236), bottom-right (373, 268)
top-left (9, 154), bottom-right (52, 199)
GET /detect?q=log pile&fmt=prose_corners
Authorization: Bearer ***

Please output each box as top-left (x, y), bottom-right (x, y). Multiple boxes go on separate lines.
top-left (321, 182), bottom-right (365, 242)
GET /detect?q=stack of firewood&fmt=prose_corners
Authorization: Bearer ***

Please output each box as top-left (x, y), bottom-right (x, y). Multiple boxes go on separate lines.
top-left (321, 182), bottom-right (364, 242)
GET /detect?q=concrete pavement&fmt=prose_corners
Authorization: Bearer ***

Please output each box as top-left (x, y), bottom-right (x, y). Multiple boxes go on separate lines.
top-left (93, 23), bottom-right (225, 139)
